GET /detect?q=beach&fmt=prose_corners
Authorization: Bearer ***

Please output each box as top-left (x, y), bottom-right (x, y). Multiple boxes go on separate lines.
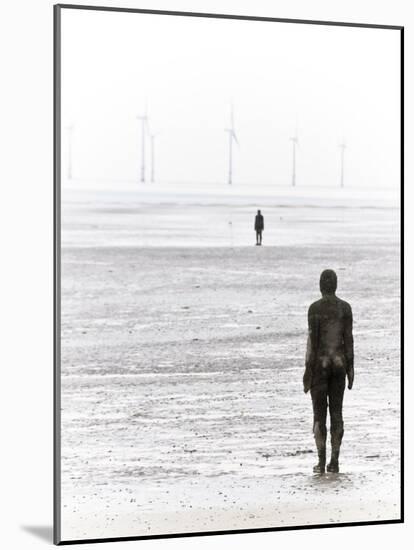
top-left (59, 183), bottom-right (401, 540)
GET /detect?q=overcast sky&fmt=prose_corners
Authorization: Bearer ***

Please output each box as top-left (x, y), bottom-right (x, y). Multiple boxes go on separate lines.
top-left (61, 8), bottom-right (401, 190)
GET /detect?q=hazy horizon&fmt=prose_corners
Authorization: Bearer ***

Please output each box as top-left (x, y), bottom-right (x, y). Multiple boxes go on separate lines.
top-left (61, 9), bottom-right (401, 191)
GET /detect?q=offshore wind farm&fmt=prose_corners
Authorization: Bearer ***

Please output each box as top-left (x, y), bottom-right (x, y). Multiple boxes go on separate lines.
top-left (65, 103), bottom-right (351, 191)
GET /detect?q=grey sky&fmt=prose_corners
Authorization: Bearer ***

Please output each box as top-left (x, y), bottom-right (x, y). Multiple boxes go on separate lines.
top-left (61, 8), bottom-right (400, 189)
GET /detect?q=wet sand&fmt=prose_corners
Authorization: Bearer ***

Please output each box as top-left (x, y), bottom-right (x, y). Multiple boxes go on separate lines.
top-left (60, 234), bottom-right (401, 540)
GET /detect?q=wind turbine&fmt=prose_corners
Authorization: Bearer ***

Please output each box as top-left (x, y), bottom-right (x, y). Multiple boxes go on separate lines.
top-left (225, 104), bottom-right (239, 185)
top-left (290, 130), bottom-right (299, 187)
top-left (149, 132), bottom-right (158, 183)
top-left (339, 140), bottom-right (346, 188)
top-left (66, 124), bottom-right (74, 180)
top-left (136, 105), bottom-right (149, 183)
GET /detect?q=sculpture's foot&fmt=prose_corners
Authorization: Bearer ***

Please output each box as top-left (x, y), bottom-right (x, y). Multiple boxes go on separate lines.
top-left (327, 459), bottom-right (339, 473)
top-left (313, 461), bottom-right (325, 474)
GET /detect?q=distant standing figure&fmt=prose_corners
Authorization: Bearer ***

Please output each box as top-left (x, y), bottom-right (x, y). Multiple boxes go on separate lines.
top-left (254, 210), bottom-right (264, 245)
top-left (303, 269), bottom-right (354, 474)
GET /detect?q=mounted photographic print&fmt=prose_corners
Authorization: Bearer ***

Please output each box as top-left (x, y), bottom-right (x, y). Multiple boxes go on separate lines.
top-left (54, 4), bottom-right (403, 544)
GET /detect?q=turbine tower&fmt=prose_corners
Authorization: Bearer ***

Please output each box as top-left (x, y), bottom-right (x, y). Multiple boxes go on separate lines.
top-left (149, 132), bottom-right (157, 183)
top-left (290, 130), bottom-right (298, 187)
top-left (66, 124), bottom-right (74, 180)
top-left (225, 104), bottom-right (239, 185)
top-left (339, 140), bottom-right (346, 188)
top-left (136, 106), bottom-right (149, 183)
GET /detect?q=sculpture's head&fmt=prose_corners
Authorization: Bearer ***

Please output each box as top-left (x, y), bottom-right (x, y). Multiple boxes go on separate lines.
top-left (320, 269), bottom-right (337, 295)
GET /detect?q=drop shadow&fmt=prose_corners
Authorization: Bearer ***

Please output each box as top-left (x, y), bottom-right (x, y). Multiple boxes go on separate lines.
top-left (21, 525), bottom-right (53, 543)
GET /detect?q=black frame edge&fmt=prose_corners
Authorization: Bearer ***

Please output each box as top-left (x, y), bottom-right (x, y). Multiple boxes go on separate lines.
top-left (54, 3), bottom-right (403, 31)
top-left (400, 25), bottom-right (404, 524)
top-left (53, 3), bottom-right (62, 546)
top-left (58, 519), bottom-right (404, 545)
